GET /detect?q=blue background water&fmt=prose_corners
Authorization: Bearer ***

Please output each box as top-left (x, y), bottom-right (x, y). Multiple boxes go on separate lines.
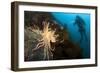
top-left (51, 12), bottom-right (90, 58)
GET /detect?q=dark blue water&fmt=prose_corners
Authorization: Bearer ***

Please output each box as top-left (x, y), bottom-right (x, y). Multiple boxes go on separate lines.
top-left (51, 12), bottom-right (90, 58)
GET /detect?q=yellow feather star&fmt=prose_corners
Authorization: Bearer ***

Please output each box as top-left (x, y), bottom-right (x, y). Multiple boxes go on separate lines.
top-left (32, 21), bottom-right (58, 60)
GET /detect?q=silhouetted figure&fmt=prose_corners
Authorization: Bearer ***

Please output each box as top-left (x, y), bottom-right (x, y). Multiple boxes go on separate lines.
top-left (74, 15), bottom-right (88, 43)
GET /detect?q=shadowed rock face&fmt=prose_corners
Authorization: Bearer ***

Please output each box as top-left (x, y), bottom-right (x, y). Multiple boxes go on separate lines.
top-left (24, 11), bottom-right (82, 61)
top-left (52, 27), bottom-right (82, 60)
top-left (24, 11), bottom-right (54, 29)
top-left (53, 40), bottom-right (82, 60)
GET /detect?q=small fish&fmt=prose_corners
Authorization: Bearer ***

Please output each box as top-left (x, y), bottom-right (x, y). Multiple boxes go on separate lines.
top-left (74, 15), bottom-right (88, 43)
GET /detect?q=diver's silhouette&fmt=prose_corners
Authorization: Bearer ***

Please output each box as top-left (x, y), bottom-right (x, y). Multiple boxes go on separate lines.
top-left (74, 15), bottom-right (88, 43)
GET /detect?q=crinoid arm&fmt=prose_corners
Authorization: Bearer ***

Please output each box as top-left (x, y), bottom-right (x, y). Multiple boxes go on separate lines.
top-left (32, 42), bottom-right (44, 51)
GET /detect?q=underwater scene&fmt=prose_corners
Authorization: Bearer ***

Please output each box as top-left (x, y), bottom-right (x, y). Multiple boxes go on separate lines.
top-left (24, 11), bottom-right (90, 61)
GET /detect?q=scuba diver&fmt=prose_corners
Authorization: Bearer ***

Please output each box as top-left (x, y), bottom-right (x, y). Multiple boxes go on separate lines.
top-left (74, 15), bottom-right (88, 43)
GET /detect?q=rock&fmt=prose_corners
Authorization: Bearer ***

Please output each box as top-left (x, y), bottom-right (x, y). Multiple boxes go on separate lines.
top-left (53, 40), bottom-right (82, 60)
